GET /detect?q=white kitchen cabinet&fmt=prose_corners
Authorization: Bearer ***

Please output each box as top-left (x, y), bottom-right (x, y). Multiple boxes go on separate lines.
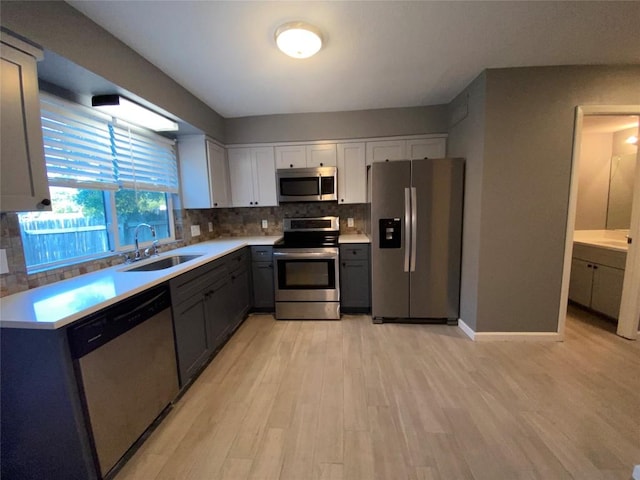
top-left (275, 145), bottom-right (306, 169)
top-left (337, 142), bottom-right (366, 204)
top-left (0, 34), bottom-right (51, 212)
top-left (306, 144), bottom-right (337, 167)
top-left (568, 244), bottom-right (626, 319)
top-left (178, 136), bottom-right (230, 208)
top-left (366, 137), bottom-right (447, 165)
top-left (228, 147), bottom-right (277, 207)
top-left (366, 140), bottom-right (406, 165)
top-left (407, 137), bottom-right (446, 160)
top-left (275, 143), bottom-right (337, 169)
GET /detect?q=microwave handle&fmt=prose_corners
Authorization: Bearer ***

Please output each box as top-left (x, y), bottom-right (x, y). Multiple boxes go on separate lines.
top-left (318, 174), bottom-right (323, 196)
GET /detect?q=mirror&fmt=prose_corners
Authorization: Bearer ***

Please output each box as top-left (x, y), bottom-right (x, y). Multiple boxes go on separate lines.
top-left (607, 152), bottom-right (636, 229)
top-left (575, 116), bottom-right (638, 231)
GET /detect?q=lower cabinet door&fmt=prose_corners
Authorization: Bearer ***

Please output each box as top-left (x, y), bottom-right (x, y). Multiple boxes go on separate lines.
top-left (252, 261), bottom-right (274, 309)
top-left (591, 264), bottom-right (625, 319)
top-left (173, 294), bottom-right (208, 385)
top-left (340, 260), bottom-right (371, 310)
top-left (205, 277), bottom-right (231, 352)
top-left (230, 268), bottom-right (251, 329)
top-left (568, 258), bottom-right (593, 307)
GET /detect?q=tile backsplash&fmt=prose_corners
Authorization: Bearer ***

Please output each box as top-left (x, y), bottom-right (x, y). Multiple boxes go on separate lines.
top-left (0, 203), bottom-right (367, 296)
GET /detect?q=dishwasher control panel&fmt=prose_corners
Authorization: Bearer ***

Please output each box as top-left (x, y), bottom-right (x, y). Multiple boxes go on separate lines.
top-left (68, 284), bottom-right (171, 358)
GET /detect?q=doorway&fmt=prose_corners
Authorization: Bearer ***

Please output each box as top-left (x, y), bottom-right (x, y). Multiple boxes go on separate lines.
top-left (559, 105), bottom-right (640, 340)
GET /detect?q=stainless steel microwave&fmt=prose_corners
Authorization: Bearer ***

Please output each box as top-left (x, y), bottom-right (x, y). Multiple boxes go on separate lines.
top-left (276, 166), bottom-right (338, 203)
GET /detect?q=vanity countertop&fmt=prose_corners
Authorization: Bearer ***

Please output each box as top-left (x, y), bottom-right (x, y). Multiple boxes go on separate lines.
top-left (0, 236), bottom-right (282, 330)
top-left (573, 230), bottom-right (629, 253)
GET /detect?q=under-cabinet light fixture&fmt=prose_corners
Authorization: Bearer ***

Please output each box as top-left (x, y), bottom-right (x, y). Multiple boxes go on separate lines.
top-left (275, 22), bottom-right (323, 59)
top-left (92, 95), bottom-right (179, 132)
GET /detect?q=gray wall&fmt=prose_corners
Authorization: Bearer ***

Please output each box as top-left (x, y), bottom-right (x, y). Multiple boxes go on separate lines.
top-left (476, 66), bottom-right (640, 333)
top-left (447, 72), bottom-right (487, 332)
top-left (225, 105), bottom-right (448, 144)
top-left (0, 1), bottom-right (225, 141)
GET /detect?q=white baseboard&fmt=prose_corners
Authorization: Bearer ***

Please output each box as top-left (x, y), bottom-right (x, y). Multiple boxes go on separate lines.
top-left (457, 319), bottom-right (475, 340)
top-left (457, 319), bottom-right (562, 342)
top-left (633, 464), bottom-right (640, 480)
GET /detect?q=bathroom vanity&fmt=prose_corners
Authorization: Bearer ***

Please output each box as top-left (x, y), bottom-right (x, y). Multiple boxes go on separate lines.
top-left (569, 230), bottom-right (628, 319)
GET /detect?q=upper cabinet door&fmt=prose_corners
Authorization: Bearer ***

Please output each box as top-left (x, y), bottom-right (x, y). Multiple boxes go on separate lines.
top-left (179, 136), bottom-right (229, 209)
top-left (337, 142), bottom-right (366, 204)
top-left (206, 140), bottom-right (230, 208)
top-left (407, 138), bottom-right (446, 160)
top-left (252, 147), bottom-right (277, 207)
top-left (306, 144), bottom-right (337, 167)
top-left (275, 145), bottom-right (306, 169)
top-left (0, 40), bottom-right (50, 212)
top-left (366, 140), bottom-right (406, 165)
top-left (228, 148), bottom-right (255, 207)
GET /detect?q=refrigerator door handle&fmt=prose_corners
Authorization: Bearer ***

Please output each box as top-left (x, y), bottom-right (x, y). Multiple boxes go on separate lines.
top-left (404, 187), bottom-right (411, 272)
top-left (410, 187), bottom-right (417, 272)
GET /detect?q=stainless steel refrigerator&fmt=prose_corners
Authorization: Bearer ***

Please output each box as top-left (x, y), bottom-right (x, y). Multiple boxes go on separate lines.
top-left (369, 158), bottom-right (464, 323)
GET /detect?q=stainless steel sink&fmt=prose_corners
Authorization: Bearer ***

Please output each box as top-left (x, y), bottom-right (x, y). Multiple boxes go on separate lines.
top-left (124, 254), bottom-right (202, 272)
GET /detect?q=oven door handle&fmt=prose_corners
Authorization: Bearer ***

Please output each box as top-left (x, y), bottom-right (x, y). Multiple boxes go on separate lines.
top-left (273, 251), bottom-right (338, 259)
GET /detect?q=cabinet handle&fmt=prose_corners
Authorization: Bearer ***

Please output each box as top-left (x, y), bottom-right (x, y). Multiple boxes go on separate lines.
top-left (255, 201), bottom-right (258, 205)
top-left (341, 199), bottom-right (344, 202)
top-left (342, 262), bottom-right (346, 267)
top-left (352, 251), bottom-right (357, 255)
top-left (249, 201), bottom-right (254, 205)
top-left (320, 162), bottom-right (323, 166)
top-left (593, 265), bottom-right (598, 270)
top-left (290, 164), bottom-right (293, 168)
top-left (40, 198), bottom-right (51, 206)
top-left (214, 202), bottom-right (218, 207)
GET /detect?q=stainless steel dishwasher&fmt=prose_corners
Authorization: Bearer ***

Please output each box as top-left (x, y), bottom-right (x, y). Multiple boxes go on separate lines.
top-left (68, 284), bottom-right (179, 478)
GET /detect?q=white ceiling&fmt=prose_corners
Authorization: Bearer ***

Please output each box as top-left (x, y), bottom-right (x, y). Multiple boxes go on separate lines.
top-left (582, 115), bottom-right (639, 134)
top-left (66, 1), bottom-right (640, 119)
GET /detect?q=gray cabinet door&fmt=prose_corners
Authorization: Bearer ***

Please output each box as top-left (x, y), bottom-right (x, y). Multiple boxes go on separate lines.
top-left (341, 260), bottom-right (370, 309)
top-left (340, 244), bottom-right (371, 312)
top-left (205, 276), bottom-right (231, 352)
top-left (172, 292), bottom-right (208, 385)
top-left (252, 261), bottom-right (274, 309)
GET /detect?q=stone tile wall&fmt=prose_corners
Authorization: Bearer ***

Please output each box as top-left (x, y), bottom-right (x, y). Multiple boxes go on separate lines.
top-left (0, 203), bottom-right (367, 296)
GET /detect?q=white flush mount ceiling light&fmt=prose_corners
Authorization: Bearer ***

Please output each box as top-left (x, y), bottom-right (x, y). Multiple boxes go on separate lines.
top-left (92, 95), bottom-right (179, 131)
top-left (275, 22), bottom-right (323, 59)
top-left (625, 135), bottom-right (638, 145)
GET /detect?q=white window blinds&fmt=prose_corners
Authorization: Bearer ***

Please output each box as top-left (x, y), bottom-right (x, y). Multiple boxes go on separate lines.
top-left (40, 93), bottom-right (178, 193)
top-left (40, 94), bottom-right (117, 189)
top-left (112, 124), bottom-right (179, 193)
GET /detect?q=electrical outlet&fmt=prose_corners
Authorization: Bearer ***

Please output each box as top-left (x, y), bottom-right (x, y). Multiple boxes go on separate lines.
top-left (0, 249), bottom-right (9, 274)
top-left (190, 225), bottom-right (201, 237)
top-left (347, 217), bottom-right (354, 227)
top-left (261, 219), bottom-right (268, 229)
top-left (208, 222), bottom-right (213, 232)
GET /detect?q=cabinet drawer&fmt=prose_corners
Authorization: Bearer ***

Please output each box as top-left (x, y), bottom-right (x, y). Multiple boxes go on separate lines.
top-left (251, 246), bottom-right (273, 261)
top-left (340, 244), bottom-right (370, 261)
top-left (170, 259), bottom-right (227, 306)
top-left (226, 247), bottom-right (250, 273)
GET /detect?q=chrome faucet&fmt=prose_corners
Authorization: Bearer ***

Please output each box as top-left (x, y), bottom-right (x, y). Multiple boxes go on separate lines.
top-left (133, 223), bottom-right (159, 260)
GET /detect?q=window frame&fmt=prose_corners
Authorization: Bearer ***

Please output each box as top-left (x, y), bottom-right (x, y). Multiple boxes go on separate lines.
top-left (20, 93), bottom-right (180, 272)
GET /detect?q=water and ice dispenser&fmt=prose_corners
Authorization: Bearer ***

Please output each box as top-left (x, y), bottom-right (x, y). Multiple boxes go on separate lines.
top-left (379, 218), bottom-right (401, 248)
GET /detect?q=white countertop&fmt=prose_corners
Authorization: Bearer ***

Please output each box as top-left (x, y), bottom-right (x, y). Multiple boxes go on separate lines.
top-left (0, 236), bottom-right (281, 330)
top-left (339, 234), bottom-right (370, 244)
top-left (573, 229), bottom-right (628, 253)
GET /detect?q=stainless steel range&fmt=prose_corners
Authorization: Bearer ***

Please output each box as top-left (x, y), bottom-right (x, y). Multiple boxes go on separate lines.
top-left (273, 216), bottom-right (340, 320)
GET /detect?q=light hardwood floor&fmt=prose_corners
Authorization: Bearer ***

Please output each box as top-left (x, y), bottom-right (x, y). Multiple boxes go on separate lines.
top-left (115, 306), bottom-right (640, 480)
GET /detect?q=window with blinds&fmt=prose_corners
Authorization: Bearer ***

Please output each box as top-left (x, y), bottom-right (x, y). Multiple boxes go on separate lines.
top-left (18, 93), bottom-right (178, 270)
